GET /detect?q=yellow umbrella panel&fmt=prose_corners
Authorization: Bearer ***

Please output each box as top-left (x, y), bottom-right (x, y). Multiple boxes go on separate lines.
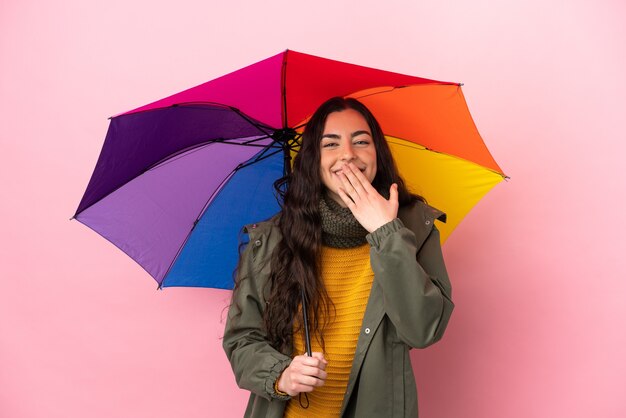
top-left (386, 136), bottom-right (503, 243)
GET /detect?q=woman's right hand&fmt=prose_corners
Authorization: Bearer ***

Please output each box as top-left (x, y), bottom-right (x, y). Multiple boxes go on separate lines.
top-left (276, 352), bottom-right (328, 396)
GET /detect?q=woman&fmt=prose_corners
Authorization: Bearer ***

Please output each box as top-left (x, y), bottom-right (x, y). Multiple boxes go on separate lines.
top-left (223, 97), bottom-right (454, 417)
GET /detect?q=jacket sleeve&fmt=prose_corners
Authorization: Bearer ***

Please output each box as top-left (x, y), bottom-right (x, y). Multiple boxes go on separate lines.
top-left (366, 218), bottom-right (454, 348)
top-left (222, 236), bottom-right (292, 401)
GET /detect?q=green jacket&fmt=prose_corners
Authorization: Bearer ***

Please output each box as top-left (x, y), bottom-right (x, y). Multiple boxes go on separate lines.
top-left (223, 201), bottom-right (454, 417)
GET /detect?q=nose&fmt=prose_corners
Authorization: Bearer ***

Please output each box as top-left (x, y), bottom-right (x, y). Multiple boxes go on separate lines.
top-left (340, 142), bottom-right (355, 162)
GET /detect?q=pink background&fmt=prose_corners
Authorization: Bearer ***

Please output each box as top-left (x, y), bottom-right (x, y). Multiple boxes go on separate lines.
top-left (2, 1), bottom-right (625, 417)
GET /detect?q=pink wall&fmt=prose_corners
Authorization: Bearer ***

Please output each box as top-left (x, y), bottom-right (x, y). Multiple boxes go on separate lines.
top-left (2, 1), bottom-right (625, 417)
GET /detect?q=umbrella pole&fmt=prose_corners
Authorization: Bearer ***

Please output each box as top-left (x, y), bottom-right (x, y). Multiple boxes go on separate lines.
top-left (299, 289), bottom-right (312, 409)
top-left (301, 288), bottom-right (312, 356)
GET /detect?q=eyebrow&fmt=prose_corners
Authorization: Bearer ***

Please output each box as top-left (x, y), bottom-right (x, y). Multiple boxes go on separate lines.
top-left (321, 130), bottom-right (372, 140)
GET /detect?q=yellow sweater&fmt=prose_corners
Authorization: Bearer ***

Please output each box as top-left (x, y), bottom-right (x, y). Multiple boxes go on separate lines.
top-left (284, 244), bottom-right (374, 417)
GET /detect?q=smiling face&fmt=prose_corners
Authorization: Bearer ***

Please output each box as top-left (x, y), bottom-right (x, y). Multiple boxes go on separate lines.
top-left (319, 108), bottom-right (378, 206)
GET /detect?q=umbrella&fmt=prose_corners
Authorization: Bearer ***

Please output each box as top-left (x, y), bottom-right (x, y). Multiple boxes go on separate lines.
top-left (73, 49), bottom-right (506, 293)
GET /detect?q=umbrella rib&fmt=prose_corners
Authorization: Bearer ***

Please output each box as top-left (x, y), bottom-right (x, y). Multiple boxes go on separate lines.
top-left (385, 138), bottom-right (508, 178)
top-left (114, 101), bottom-right (274, 127)
top-left (118, 101), bottom-right (278, 144)
top-left (144, 136), bottom-right (280, 172)
top-left (235, 137), bottom-right (277, 146)
top-left (246, 132), bottom-right (301, 172)
top-left (288, 134), bottom-right (301, 151)
top-left (228, 106), bottom-right (276, 139)
top-left (237, 148), bottom-right (284, 171)
top-left (348, 82), bottom-right (462, 101)
top-left (241, 144), bottom-right (276, 165)
top-left (281, 50), bottom-right (289, 128)
top-left (351, 86), bottom-right (400, 99)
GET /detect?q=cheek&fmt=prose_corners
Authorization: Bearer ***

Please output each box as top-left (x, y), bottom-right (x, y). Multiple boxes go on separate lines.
top-left (319, 162), bottom-right (334, 187)
top-left (369, 167), bottom-right (377, 182)
top-left (368, 152), bottom-right (377, 180)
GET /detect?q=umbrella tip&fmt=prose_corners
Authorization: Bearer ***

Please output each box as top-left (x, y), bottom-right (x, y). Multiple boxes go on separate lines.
top-left (458, 82), bottom-right (464, 87)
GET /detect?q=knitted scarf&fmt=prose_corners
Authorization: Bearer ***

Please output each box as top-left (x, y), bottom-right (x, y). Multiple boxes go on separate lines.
top-left (319, 193), bottom-right (368, 248)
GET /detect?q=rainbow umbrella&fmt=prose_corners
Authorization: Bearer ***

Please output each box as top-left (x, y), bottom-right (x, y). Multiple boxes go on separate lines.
top-left (73, 50), bottom-right (506, 290)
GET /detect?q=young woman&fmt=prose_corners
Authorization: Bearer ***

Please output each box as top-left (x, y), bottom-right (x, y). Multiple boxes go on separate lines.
top-left (223, 97), bottom-right (454, 417)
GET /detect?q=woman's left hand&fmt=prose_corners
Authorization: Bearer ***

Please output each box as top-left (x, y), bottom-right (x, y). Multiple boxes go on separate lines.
top-left (336, 162), bottom-right (399, 233)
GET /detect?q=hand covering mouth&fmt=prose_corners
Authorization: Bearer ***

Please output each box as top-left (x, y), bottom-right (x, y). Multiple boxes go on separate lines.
top-left (333, 166), bottom-right (366, 174)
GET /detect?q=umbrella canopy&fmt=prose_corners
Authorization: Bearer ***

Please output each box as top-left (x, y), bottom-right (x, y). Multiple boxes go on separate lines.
top-left (74, 49), bottom-right (505, 289)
